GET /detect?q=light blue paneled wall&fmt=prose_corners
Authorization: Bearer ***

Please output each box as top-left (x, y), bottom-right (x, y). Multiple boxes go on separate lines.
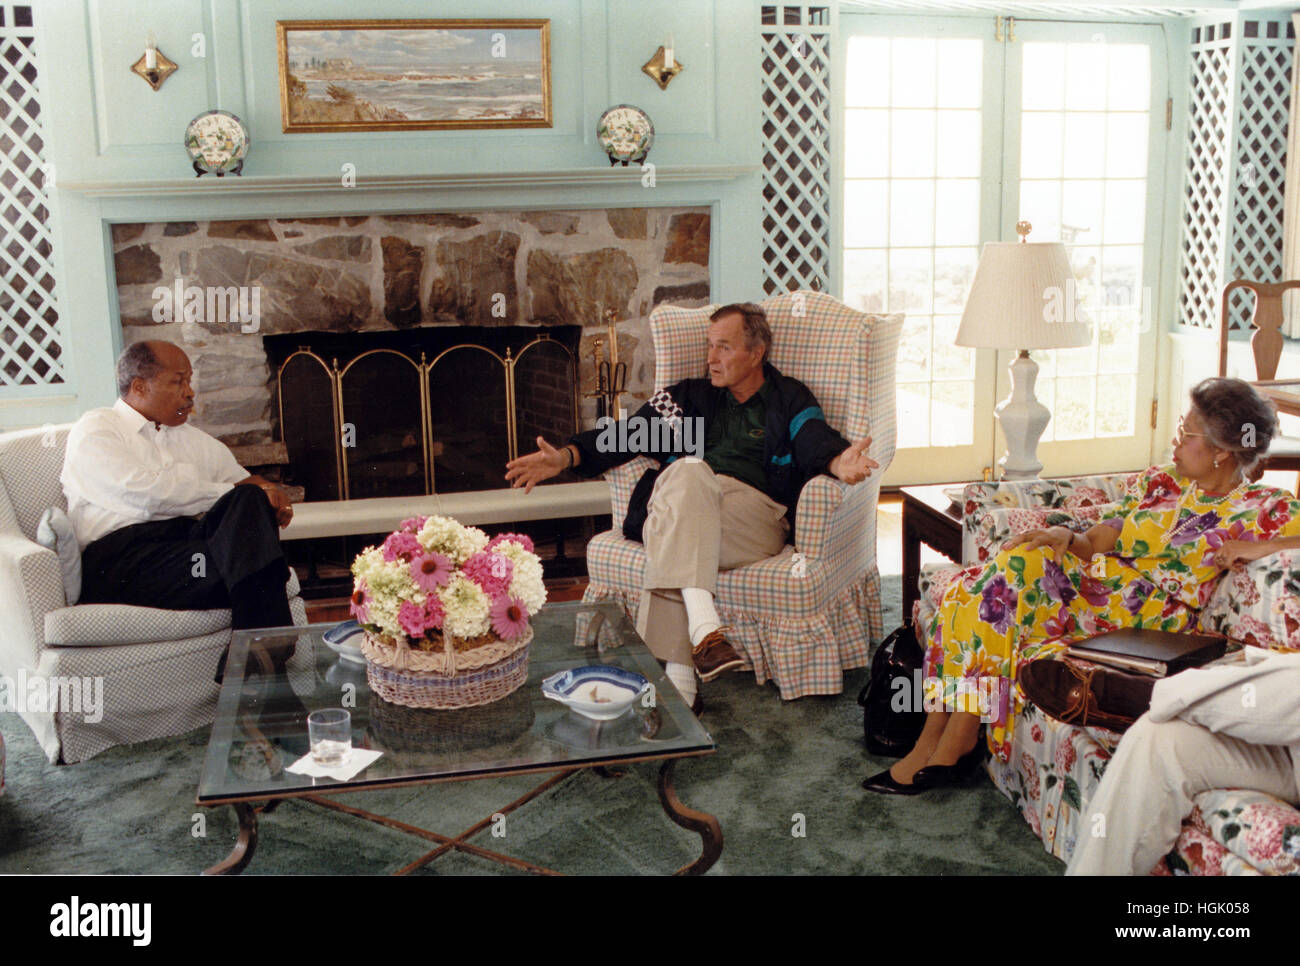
top-left (10, 0), bottom-right (761, 429)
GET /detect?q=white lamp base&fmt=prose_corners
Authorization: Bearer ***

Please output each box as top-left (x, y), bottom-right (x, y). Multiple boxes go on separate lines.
top-left (996, 350), bottom-right (1050, 480)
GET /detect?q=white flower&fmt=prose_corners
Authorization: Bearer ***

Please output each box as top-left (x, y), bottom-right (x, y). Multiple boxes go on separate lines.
top-left (437, 573), bottom-right (492, 639)
top-left (417, 515), bottom-right (490, 565)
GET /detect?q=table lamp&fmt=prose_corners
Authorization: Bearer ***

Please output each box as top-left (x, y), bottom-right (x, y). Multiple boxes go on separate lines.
top-left (955, 221), bottom-right (1092, 480)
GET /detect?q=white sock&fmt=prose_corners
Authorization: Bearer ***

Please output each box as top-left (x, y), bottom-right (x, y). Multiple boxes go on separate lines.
top-left (665, 661), bottom-right (697, 705)
top-left (681, 587), bottom-right (722, 647)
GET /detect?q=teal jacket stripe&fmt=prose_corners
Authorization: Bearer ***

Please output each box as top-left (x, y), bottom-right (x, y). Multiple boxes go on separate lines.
top-left (789, 405), bottom-right (825, 441)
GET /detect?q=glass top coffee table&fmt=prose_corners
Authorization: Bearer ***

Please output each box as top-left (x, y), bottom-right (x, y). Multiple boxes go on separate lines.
top-left (196, 601), bottom-right (719, 875)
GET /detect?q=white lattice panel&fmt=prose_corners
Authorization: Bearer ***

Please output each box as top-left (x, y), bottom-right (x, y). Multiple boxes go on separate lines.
top-left (1179, 18), bottom-right (1296, 334)
top-left (1226, 31), bottom-right (1292, 332)
top-left (760, 5), bottom-right (833, 295)
top-left (1179, 42), bottom-right (1232, 331)
top-left (0, 3), bottom-right (61, 387)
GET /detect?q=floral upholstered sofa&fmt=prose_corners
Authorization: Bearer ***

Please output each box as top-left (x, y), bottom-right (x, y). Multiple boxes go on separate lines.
top-left (914, 471), bottom-right (1300, 875)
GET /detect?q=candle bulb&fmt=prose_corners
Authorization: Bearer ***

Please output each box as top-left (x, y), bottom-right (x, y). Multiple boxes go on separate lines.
top-left (145, 32), bottom-right (158, 70)
top-left (664, 35), bottom-right (674, 70)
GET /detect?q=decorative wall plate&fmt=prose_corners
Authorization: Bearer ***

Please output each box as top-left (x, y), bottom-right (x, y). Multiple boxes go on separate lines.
top-left (596, 104), bottom-right (654, 166)
top-left (185, 110), bottom-right (250, 177)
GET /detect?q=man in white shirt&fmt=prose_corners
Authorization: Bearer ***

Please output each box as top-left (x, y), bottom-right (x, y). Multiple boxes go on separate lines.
top-left (63, 340), bottom-right (296, 679)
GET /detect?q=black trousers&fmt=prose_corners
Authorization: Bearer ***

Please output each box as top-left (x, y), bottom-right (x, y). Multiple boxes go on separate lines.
top-left (80, 485), bottom-right (293, 679)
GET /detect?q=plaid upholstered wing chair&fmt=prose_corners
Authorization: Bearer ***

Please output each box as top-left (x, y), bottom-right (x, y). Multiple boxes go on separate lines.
top-left (0, 425), bottom-right (310, 764)
top-left (581, 292), bottom-right (904, 698)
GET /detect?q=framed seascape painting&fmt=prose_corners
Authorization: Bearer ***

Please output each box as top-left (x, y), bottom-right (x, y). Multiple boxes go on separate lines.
top-left (277, 19), bottom-right (552, 132)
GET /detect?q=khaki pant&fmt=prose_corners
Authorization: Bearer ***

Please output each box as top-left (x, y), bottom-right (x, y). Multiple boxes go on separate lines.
top-left (635, 459), bottom-right (789, 665)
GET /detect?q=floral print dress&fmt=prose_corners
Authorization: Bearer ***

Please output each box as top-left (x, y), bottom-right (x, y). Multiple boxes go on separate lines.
top-left (925, 465), bottom-right (1300, 762)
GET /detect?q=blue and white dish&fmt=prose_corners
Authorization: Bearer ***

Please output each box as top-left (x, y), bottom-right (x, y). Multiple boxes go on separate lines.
top-left (323, 620), bottom-right (366, 665)
top-left (541, 666), bottom-right (652, 721)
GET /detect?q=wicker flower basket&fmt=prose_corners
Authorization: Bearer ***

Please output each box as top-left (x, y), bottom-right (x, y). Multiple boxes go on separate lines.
top-left (361, 625), bottom-right (533, 710)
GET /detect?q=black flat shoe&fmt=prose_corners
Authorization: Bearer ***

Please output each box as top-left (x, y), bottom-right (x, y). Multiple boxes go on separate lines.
top-left (861, 768), bottom-right (931, 796)
top-left (912, 737), bottom-right (988, 789)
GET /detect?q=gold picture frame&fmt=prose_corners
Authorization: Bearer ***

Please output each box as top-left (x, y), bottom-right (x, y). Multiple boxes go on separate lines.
top-left (276, 19), bottom-right (552, 133)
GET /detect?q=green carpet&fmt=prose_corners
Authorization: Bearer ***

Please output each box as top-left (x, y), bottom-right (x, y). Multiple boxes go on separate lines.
top-left (0, 576), bottom-right (1063, 875)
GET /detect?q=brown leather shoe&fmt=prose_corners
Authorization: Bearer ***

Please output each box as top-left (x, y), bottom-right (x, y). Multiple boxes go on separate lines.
top-left (692, 629), bottom-right (745, 682)
top-left (1019, 658), bottom-right (1156, 733)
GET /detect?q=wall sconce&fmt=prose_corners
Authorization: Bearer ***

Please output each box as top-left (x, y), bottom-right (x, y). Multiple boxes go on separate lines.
top-left (642, 36), bottom-right (683, 90)
top-left (131, 32), bottom-right (177, 91)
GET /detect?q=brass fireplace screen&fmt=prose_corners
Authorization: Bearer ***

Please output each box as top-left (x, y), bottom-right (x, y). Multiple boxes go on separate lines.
top-left (276, 335), bottom-right (579, 501)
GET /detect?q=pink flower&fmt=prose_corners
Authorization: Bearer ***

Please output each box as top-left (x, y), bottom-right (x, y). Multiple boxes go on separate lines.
top-left (349, 582), bottom-right (370, 623)
top-left (1054, 737), bottom-right (1077, 774)
top-left (400, 515), bottom-right (428, 532)
top-left (462, 550), bottom-right (513, 597)
top-left (398, 600), bottom-right (428, 639)
top-left (1030, 723), bottom-right (1044, 743)
top-left (489, 532), bottom-right (535, 553)
top-left (1022, 752), bottom-right (1041, 800)
top-left (490, 595), bottom-right (530, 640)
top-left (382, 531), bottom-right (421, 563)
top-left (398, 596), bottom-right (444, 640)
top-left (410, 550), bottom-right (452, 592)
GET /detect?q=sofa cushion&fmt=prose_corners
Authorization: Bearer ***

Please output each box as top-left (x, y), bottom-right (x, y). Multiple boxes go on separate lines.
top-left (36, 507), bottom-right (81, 605)
top-left (44, 604), bottom-right (232, 646)
top-left (43, 572), bottom-right (302, 646)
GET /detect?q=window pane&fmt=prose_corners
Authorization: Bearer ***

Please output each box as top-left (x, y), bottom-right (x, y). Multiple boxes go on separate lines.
top-left (889, 249), bottom-right (935, 314)
top-left (897, 383), bottom-right (932, 448)
top-left (844, 180), bottom-right (888, 247)
top-left (932, 381), bottom-right (975, 446)
top-left (1062, 180), bottom-right (1104, 245)
top-left (890, 180), bottom-right (935, 246)
top-left (1106, 45), bottom-right (1150, 110)
top-left (1053, 376), bottom-right (1096, 438)
top-left (1103, 181), bottom-right (1147, 243)
top-left (897, 319), bottom-right (932, 381)
top-left (843, 248), bottom-right (888, 313)
top-left (1096, 374), bottom-right (1136, 436)
top-left (935, 181), bottom-right (979, 245)
top-left (1105, 113), bottom-right (1149, 178)
top-left (1021, 112), bottom-right (1064, 178)
top-left (933, 247), bottom-right (978, 312)
top-left (845, 109), bottom-right (890, 178)
top-left (891, 110), bottom-right (936, 178)
top-left (1022, 43), bottom-right (1065, 110)
top-left (845, 37), bottom-right (890, 106)
top-left (1019, 181), bottom-right (1062, 240)
top-left (892, 38), bottom-right (937, 107)
top-left (1063, 113), bottom-right (1107, 178)
top-left (1065, 43), bottom-right (1107, 110)
top-left (931, 315), bottom-right (974, 380)
top-left (937, 39), bottom-right (982, 108)
top-left (936, 110), bottom-right (982, 177)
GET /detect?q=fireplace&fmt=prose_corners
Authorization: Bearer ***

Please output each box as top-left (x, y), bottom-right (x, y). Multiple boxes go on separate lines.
top-left (266, 326), bottom-right (581, 501)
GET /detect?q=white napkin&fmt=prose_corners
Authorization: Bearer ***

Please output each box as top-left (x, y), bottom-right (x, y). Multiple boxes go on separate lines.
top-left (285, 747), bottom-right (383, 781)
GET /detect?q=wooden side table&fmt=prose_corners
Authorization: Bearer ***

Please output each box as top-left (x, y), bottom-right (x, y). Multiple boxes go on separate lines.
top-left (900, 484), bottom-right (965, 625)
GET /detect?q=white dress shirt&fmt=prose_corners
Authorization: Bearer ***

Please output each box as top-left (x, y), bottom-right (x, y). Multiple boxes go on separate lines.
top-left (61, 397), bottom-right (248, 548)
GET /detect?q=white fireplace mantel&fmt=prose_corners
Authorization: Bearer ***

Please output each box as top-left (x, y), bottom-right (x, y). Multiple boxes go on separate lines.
top-left (59, 165), bottom-right (760, 200)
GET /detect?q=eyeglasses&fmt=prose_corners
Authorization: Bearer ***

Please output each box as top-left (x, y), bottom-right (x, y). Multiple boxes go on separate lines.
top-left (1174, 415), bottom-right (1207, 444)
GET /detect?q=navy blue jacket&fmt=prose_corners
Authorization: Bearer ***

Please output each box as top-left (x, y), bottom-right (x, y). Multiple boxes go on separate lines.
top-left (567, 361), bottom-right (851, 539)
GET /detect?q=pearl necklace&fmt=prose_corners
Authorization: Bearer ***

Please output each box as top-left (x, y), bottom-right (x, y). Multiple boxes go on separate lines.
top-left (1186, 478), bottom-right (1246, 506)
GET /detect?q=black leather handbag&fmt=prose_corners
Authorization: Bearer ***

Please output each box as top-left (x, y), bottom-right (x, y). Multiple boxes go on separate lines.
top-left (857, 624), bottom-right (926, 758)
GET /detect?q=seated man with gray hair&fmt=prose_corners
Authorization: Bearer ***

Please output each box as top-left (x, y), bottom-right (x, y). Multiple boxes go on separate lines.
top-left (62, 340), bottom-right (296, 680)
top-left (506, 302), bottom-right (876, 709)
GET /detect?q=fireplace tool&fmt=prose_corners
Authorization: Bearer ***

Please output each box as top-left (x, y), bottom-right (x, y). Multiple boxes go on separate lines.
top-left (600, 310), bottom-right (627, 419)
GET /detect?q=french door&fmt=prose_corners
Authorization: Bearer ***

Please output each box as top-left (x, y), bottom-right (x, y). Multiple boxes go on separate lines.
top-left (838, 15), bottom-right (1168, 484)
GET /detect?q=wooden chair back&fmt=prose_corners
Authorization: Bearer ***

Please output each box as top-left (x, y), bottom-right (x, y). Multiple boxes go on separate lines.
top-left (1217, 279), bottom-right (1300, 380)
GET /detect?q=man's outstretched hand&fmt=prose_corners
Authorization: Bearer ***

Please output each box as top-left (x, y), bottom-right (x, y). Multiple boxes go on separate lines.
top-left (505, 436), bottom-right (572, 494)
top-left (828, 437), bottom-right (878, 485)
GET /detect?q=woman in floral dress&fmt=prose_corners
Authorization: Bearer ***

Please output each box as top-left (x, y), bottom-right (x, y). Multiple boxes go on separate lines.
top-left (865, 378), bottom-right (1300, 795)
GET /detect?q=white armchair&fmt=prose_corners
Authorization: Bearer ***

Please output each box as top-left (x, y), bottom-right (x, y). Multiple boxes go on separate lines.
top-left (0, 425), bottom-right (309, 764)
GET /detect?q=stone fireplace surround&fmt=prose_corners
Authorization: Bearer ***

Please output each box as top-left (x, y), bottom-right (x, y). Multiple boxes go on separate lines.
top-left (110, 203), bottom-right (713, 486)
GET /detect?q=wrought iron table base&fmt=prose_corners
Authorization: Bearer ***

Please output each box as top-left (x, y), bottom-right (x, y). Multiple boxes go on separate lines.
top-left (202, 758), bottom-right (721, 876)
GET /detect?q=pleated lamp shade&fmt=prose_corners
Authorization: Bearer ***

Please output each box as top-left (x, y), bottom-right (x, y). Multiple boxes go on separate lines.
top-left (955, 241), bottom-right (1093, 350)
